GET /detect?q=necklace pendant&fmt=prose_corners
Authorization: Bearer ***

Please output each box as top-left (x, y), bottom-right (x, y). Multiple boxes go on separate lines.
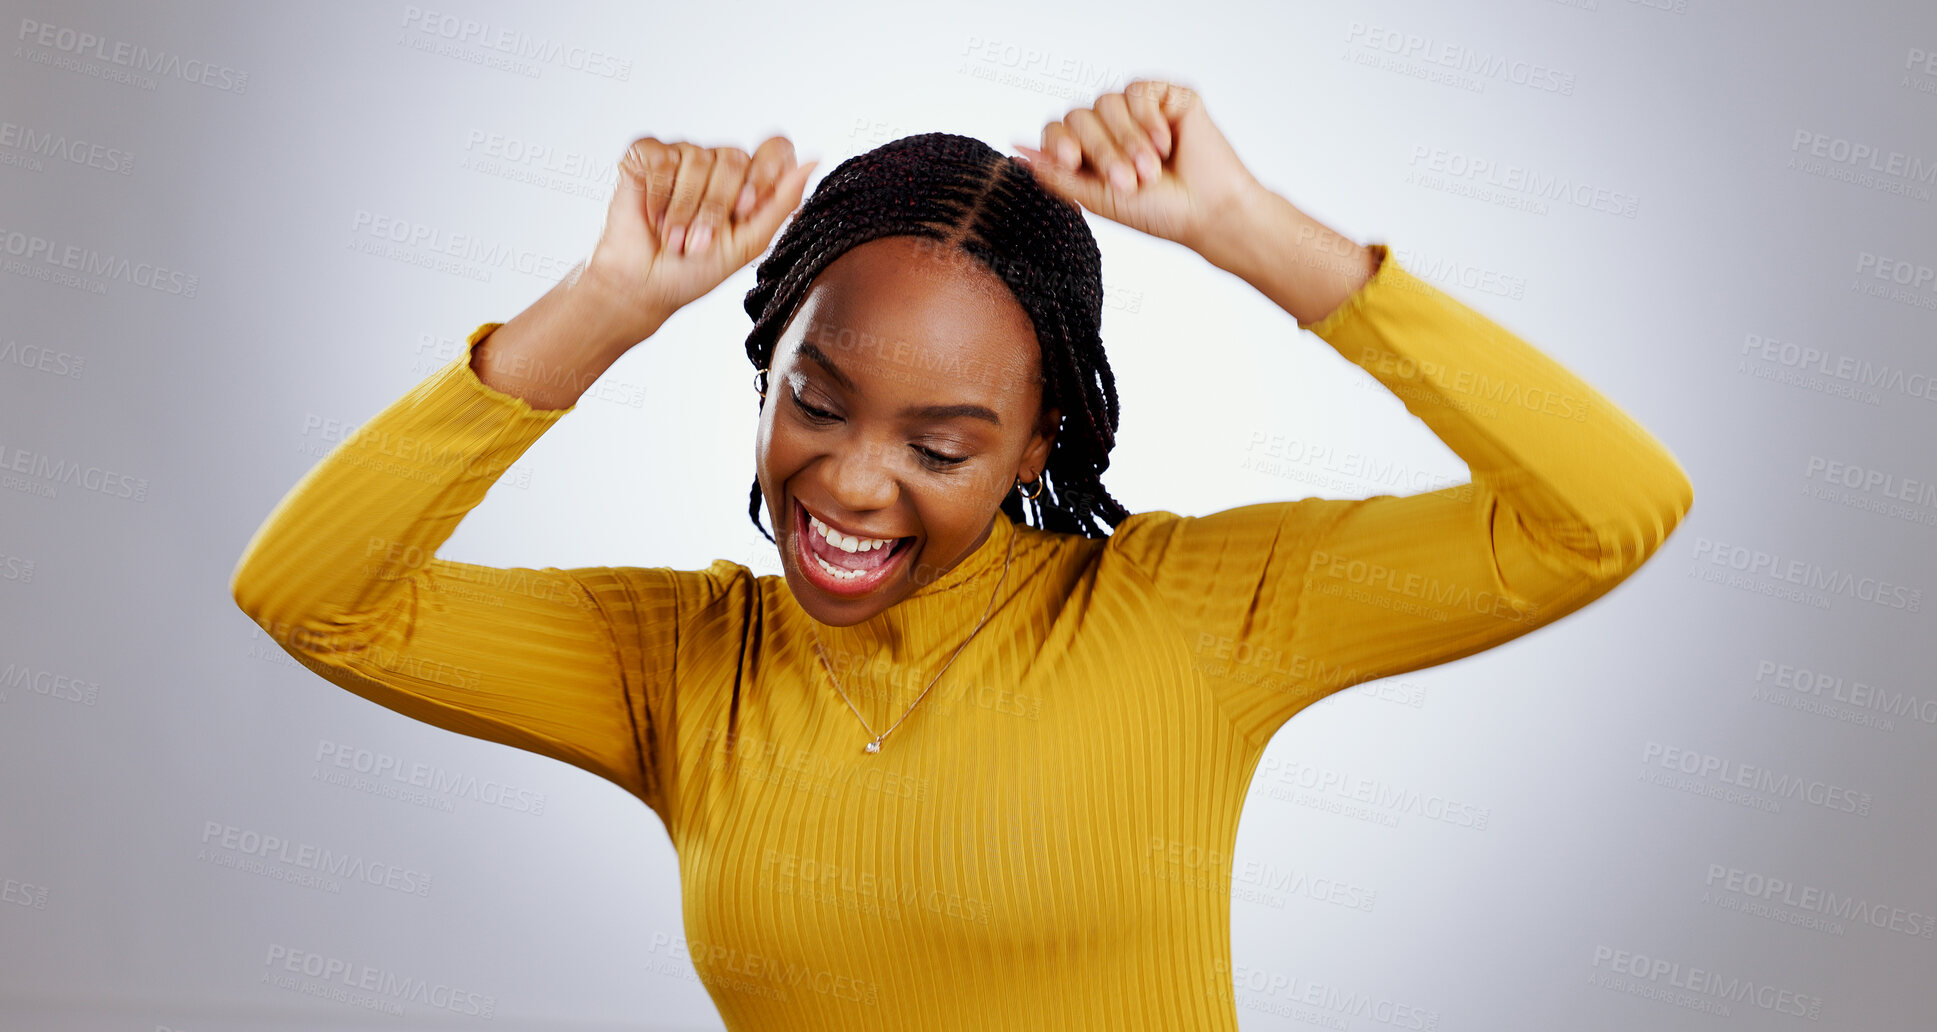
top-left (864, 740), bottom-right (881, 754)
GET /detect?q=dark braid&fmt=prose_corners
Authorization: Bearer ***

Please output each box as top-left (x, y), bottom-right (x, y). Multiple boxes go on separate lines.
top-left (742, 132), bottom-right (1130, 543)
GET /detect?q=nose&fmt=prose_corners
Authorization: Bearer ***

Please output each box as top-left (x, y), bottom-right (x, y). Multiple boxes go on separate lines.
top-left (821, 439), bottom-right (899, 514)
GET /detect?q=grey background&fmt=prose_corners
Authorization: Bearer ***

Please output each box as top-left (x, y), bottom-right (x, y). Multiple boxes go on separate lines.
top-left (2, 0), bottom-right (1933, 1028)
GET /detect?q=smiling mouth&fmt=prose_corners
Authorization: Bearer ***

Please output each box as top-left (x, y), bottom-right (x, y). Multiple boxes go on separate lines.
top-left (791, 498), bottom-right (915, 594)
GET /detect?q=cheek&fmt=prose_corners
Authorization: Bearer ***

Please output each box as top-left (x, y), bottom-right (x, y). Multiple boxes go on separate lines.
top-left (757, 418), bottom-right (809, 483)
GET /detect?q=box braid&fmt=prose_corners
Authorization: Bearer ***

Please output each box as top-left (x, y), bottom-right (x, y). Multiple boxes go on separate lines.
top-left (743, 132), bottom-right (1130, 544)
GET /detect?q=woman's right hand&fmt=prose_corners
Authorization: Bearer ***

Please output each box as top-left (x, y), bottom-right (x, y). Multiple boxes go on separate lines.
top-left (583, 135), bottom-right (818, 335)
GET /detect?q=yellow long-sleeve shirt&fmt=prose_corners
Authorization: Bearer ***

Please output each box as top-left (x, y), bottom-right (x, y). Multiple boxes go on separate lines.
top-left (231, 243), bottom-right (1693, 1030)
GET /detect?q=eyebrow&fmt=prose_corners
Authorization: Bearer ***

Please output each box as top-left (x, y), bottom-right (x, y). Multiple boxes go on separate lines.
top-left (796, 341), bottom-right (1003, 428)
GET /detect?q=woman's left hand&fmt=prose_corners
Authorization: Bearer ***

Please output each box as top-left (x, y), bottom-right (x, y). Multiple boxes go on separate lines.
top-left (1014, 79), bottom-right (1260, 254)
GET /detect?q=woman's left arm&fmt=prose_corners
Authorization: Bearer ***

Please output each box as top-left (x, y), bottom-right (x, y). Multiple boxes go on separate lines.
top-left (1023, 81), bottom-right (1695, 749)
top-left (1205, 182), bottom-right (1696, 585)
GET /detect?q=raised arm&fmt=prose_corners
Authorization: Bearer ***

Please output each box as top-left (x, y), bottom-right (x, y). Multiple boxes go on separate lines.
top-left (1108, 199), bottom-right (1694, 749)
top-left (232, 133), bottom-right (816, 825)
top-left (1013, 81), bottom-right (1692, 750)
top-left (229, 313), bottom-right (689, 823)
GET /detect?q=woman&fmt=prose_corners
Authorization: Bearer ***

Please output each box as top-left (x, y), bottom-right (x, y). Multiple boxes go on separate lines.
top-left (232, 80), bottom-right (1693, 1030)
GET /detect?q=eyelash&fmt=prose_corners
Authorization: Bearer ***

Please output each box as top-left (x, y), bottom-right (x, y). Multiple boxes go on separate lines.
top-left (788, 389), bottom-right (970, 470)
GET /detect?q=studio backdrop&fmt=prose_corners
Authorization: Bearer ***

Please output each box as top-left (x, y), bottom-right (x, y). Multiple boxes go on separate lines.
top-left (2, 0), bottom-right (1933, 1029)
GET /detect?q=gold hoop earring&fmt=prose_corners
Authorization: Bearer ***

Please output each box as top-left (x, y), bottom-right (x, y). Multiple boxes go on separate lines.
top-left (754, 367), bottom-right (769, 400)
top-left (1015, 474), bottom-right (1044, 500)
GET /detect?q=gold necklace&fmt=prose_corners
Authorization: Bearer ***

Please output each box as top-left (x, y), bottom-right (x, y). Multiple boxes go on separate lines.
top-left (809, 523), bottom-right (1017, 754)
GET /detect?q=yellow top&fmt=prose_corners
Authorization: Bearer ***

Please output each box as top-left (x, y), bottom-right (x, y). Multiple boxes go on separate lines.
top-left (231, 244), bottom-right (1694, 1030)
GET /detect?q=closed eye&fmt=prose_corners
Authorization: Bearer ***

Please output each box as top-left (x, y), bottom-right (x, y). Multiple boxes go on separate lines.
top-left (789, 387), bottom-right (970, 470)
top-left (789, 390), bottom-right (839, 425)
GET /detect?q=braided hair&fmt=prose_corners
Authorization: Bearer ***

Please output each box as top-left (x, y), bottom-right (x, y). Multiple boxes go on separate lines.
top-left (743, 132), bottom-right (1130, 543)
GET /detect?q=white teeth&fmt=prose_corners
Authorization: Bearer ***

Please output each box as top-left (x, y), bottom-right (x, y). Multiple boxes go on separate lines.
top-left (808, 513), bottom-right (894, 553)
top-left (813, 554), bottom-right (868, 580)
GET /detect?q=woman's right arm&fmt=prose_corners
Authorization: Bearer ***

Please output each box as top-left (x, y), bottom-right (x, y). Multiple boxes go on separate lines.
top-left (228, 303), bottom-right (684, 818)
top-left (231, 135), bottom-right (817, 826)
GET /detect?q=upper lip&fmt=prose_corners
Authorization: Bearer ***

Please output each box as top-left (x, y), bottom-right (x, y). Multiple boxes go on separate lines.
top-left (797, 498), bottom-right (908, 542)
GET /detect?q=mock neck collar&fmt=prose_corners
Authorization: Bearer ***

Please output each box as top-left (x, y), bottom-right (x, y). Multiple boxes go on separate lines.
top-left (905, 511), bottom-right (1016, 602)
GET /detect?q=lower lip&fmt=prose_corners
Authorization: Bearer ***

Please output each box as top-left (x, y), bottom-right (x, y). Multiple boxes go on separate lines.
top-left (793, 499), bottom-right (914, 597)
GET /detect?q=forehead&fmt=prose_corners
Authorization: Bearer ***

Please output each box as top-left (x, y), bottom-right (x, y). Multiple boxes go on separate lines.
top-left (777, 236), bottom-right (1041, 399)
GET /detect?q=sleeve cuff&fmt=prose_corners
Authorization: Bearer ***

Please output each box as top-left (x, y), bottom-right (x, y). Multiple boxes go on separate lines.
top-left (447, 321), bottom-right (577, 421)
top-left (1298, 242), bottom-right (1395, 336)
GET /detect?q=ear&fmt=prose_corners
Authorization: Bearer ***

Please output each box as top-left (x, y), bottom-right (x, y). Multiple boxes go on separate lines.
top-left (1023, 405), bottom-right (1062, 476)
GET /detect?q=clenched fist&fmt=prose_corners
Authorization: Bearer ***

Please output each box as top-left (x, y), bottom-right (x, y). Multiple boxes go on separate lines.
top-left (583, 135), bottom-right (819, 336)
top-left (1012, 79), bottom-right (1260, 256)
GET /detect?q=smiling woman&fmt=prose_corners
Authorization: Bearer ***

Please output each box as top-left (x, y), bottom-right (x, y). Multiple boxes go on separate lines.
top-left (754, 228), bottom-right (1066, 621)
top-left (740, 133), bottom-right (1123, 562)
top-left (231, 81), bottom-right (1693, 1031)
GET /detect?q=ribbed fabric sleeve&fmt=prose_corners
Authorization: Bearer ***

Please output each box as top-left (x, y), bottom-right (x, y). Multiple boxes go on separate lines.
top-left (229, 323), bottom-right (736, 832)
top-left (1102, 243), bottom-right (1695, 750)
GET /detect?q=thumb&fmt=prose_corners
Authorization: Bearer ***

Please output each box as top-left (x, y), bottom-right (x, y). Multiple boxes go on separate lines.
top-left (736, 158), bottom-right (820, 263)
